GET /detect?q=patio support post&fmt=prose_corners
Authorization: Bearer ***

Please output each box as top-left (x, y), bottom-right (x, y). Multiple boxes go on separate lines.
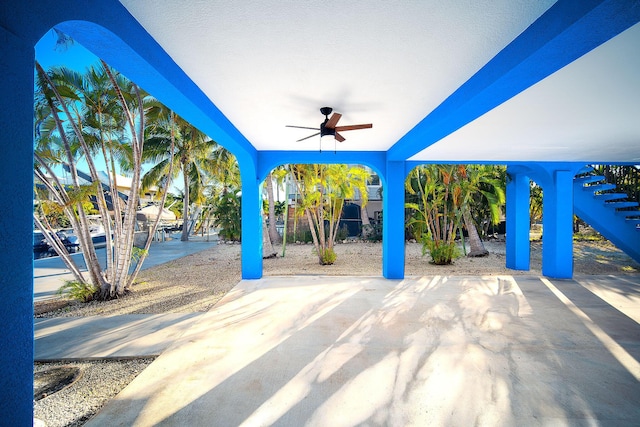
top-left (542, 169), bottom-right (574, 278)
top-left (505, 168), bottom-right (530, 270)
top-left (240, 164), bottom-right (263, 279)
top-left (382, 161), bottom-right (405, 279)
top-left (0, 28), bottom-right (35, 424)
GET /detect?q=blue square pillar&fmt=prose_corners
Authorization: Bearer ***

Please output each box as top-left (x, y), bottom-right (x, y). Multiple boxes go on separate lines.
top-left (0, 28), bottom-right (35, 424)
top-left (382, 161), bottom-right (405, 279)
top-left (542, 169), bottom-right (574, 278)
top-left (240, 164), bottom-right (263, 279)
top-left (505, 168), bottom-right (530, 270)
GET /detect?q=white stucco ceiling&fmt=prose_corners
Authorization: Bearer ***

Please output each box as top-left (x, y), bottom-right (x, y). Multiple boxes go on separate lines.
top-left (411, 21), bottom-right (640, 163)
top-left (117, 1), bottom-right (639, 163)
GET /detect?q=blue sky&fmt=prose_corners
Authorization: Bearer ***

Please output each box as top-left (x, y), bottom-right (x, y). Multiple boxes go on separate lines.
top-left (36, 30), bottom-right (99, 72)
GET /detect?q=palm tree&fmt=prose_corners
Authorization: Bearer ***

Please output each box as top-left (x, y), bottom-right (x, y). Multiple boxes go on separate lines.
top-left (34, 60), bottom-right (154, 299)
top-left (406, 165), bottom-right (466, 264)
top-left (459, 165), bottom-right (506, 257)
top-left (143, 115), bottom-right (227, 241)
top-left (290, 164), bottom-right (370, 265)
top-left (264, 165), bottom-right (288, 245)
top-left (265, 172), bottom-right (280, 245)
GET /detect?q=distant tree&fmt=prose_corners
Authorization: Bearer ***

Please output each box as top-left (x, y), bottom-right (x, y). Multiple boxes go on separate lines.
top-left (212, 190), bottom-right (241, 241)
top-left (530, 183), bottom-right (543, 227)
top-left (142, 114), bottom-right (226, 241)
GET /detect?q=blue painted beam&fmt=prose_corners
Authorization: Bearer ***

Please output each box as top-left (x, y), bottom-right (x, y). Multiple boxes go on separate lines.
top-left (55, 21), bottom-right (256, 167)
top-left (388, 0), bottom-right (640, 161)
top-left (382, 161), bottom-right (407, 279)
top-left (506, 169), bottom-right (531, 271)
top-left (542, 170), bottom-right (575, 278)
top-left (239, 163), bottom-right (263, 279)
top-left (257, 151), bottom-right (386, 182)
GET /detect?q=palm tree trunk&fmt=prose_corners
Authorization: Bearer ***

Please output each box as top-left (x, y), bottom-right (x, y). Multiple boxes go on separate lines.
top-left (360, 203), bottom-right (372, 239)
top-left (181, 166), bottom-right (190, 241)
top-left (305, 208), bottom-right (322, 264)
top-left (262, 215), bottom-right (277, 258)
top-left (266, 172), bottom-right (280, 244)
top-left (463, 208), bottom-right (489, 257)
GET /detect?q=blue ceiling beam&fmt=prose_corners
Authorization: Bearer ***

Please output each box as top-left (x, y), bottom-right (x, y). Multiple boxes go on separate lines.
top-left (387, 0), bottom-right (640, 161)
top-left (257, 151), bottom-right (387, 182)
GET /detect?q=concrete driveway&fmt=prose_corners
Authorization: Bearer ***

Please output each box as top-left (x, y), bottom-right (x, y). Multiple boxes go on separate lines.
top-left (86, 274), bottom-right (640, 426)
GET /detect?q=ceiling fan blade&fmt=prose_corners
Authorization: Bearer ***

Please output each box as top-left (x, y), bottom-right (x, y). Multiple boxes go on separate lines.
top-left (296, 132), bottom-right (320, 142)
top-left (286, 125), bottom-right (320, 130)
top-left (325, 113), bottom-right (342, 129)
top-left (335, 132), bottom-right (346, 142)
top-left (334, 123), bottom-right (373, 132)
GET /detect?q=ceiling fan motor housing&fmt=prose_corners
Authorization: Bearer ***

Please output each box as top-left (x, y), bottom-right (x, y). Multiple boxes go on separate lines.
top-left (320, 121), bottom-right (335, 138)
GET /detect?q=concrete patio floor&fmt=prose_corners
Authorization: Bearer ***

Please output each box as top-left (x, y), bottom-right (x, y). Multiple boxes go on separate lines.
top-left (86, 274), bottom-right (640, 426)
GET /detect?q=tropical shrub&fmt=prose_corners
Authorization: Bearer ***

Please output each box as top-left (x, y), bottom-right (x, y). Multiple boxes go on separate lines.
top-left (421, 234), bottom-right (460, 265)
top-left (320, 247), bottom-right (337, 265)
top-left (57, 280), bottom-right (99, 302)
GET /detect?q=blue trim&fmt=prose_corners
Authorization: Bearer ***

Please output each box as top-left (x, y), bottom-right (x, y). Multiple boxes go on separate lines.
top-left (389, 0), bottom-right (640, 161)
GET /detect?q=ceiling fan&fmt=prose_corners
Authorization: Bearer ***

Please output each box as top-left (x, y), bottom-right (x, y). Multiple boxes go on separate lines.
top-left (286, 107), bottom-right (372, 143)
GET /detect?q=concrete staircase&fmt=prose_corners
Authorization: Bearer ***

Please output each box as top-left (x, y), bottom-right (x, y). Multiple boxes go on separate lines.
top-left (573, 167), bottom-right (640, 263)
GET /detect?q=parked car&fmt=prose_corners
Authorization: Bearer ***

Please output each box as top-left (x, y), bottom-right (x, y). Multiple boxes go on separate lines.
top-left (33, 230), bottom-right (80, 259)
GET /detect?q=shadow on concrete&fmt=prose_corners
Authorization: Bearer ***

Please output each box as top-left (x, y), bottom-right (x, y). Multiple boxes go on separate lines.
top-left (86, 275), bottom-right (640, 426)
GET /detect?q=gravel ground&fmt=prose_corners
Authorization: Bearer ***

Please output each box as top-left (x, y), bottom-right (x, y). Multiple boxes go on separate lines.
top-left (33, 239), bottom-right (640, 426)
top-left (34, 359), bottom-right (154, 427)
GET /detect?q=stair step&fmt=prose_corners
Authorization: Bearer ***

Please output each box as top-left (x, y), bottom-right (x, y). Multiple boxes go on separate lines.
top-left (575, 175), bottom-right (605, 185)
top-left (607, 201), bottom-right (639, 210)
top-left (586, 183), bottom-right (617, 193)
top-left (576, 166), bottom-right (595, 175)
top-left (594, 192), bottom-right (628, 201)
top-left (616, 209), bottom-right (640, 218)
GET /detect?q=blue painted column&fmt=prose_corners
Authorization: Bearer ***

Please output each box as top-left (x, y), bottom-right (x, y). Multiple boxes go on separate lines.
top-left (240, 164), bottom-right (263, 279)
top-left (0, 28), bottom-right (35, 424)
top-left (542, 169), bottom-right (574, 278)
top-left (382, 161), bottom-right (405, 279)
top-left (505, 169), bottom-right (530, 270)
